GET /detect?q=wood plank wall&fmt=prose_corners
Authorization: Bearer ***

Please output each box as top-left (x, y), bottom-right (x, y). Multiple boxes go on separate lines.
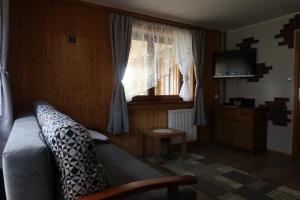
top-left (9, 0), bottom-right (220, 156)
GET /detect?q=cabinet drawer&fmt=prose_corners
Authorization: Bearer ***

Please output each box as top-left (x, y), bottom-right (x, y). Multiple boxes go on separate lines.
top-left (215, 110), bottom-right (253, 121)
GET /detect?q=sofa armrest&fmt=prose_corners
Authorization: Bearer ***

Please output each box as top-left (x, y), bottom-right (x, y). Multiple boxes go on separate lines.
top-left (80, 175), bottom-right (197, 200)
top-left (2, 114), bottom-right (55, 200)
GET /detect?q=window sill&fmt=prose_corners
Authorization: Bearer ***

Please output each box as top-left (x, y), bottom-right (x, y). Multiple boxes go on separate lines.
top-left (127, 100), bottom-right (194, 111)
top-left (131, 95), bottom-right (185, 102)
top-left (127, 101), bottom-right (194, 106)
top-left (127, 95), bottom-right (194, 109)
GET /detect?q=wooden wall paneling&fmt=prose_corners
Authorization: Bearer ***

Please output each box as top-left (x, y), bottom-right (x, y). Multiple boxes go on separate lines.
top-left (46, 1), bottom-right (78, 115)
top-left (9, 0), bottom-right (220, 157)
top-left (120, 102), bottom-right (194, 156)
top-left (293, 31), bottom-right (300, 156)
top-left (9, 0), bottom-right (48, 113)
top-left (198, 30), bottom-right (220, 142)
top-left (10, 0), bottom-right (114, 131)
top-left (77, 5), bottom-right (114, 130)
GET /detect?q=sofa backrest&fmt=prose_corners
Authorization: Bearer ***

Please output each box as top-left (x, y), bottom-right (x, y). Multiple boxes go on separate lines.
top-left (2, 113), bottom-right (55, 200)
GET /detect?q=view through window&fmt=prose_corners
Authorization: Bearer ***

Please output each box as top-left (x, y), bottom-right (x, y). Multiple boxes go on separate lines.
top-left (122, 20), bottom-right (194, 102)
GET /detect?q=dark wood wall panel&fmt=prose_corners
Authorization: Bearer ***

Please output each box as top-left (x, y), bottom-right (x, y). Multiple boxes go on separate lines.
top-left (293, 31), bottom-right (300, 155)
top-left (10, 0), bottom-right (115, 133)
top-left (112, 102), bottom-right (194, 156)
top-left (9, 0), bottom-right (220, 156)
top-left (199, 31), bottom-right (220, 141)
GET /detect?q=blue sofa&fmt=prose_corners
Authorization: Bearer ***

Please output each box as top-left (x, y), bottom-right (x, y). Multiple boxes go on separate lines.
top-left (2, 113), bottom-right (196, 200)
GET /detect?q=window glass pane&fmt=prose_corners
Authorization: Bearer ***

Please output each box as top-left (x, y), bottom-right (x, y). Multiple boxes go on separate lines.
top-left (154, 42), bottom-right (178, 96)
top-left (123, 39), bottom-right (178, 100)
top-left (123, 40), bottom-right (149, 100)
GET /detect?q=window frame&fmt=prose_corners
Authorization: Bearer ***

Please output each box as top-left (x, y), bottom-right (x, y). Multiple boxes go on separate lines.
top-left (126, 22), bottom-right (195, 103)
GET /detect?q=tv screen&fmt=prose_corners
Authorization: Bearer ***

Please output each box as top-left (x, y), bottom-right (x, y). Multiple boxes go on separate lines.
top-left (213, 49), bottom-right (256, 78)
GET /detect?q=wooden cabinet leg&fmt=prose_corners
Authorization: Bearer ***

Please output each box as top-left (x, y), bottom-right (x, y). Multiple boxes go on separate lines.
top-left (181, 135), bottom-right (187, 160)
top-left (154, 138), bottom-right (161, 165)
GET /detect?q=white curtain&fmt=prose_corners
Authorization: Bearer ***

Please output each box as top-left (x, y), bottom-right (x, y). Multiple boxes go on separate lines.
top-left (123, 19), bottom-right (176, 101)
top-left (173, 29), bottom-right (193, 101)
top-left (122, 19), bottom-right (193, 101)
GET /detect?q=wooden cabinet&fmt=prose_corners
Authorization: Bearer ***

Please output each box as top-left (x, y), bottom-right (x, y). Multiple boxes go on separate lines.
top-left (213, 106), bottom-right (268, 153)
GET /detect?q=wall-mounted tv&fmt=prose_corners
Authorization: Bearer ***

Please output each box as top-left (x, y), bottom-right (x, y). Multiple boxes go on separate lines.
top-left (213, 49), bottom-right (257, 78)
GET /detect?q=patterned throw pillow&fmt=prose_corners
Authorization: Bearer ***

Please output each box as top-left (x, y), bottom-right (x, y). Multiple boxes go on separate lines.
top-left (35, 102), bottom-right (111, 200)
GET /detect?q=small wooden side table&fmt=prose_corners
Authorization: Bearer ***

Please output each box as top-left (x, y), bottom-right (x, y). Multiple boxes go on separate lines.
top-left (141, 128), bottom-right (187, 165)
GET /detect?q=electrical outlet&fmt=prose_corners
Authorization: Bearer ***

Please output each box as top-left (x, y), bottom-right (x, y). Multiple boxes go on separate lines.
top-left (69, 34), bottom-right (76, 44)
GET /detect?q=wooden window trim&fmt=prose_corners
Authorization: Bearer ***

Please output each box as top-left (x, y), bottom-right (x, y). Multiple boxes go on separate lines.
top-left (128, 66), bottom-right (196, 104)
top-left (128, 99), bottom-right (194, 106)
top-left (131, 82), bottom-right (184, 103)
top-left (131, 94), bottom-right (184, 103)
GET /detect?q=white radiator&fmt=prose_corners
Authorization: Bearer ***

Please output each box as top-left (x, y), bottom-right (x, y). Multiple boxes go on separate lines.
top-left (168, 109), bottom-right (197, 144)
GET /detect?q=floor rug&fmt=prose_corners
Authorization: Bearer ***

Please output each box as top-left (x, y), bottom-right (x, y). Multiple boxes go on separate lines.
top-left (145, 153), bottom-right (300, 200)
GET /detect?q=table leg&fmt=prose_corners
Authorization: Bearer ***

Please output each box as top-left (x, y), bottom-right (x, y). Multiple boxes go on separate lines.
top-left (154, 138), bottom-right (161, 165)
top-left (181, 135), bottom-right (187, 160)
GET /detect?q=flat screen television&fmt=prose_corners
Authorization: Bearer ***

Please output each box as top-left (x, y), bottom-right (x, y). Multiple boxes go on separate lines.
top-left (213, 49), bottom-right (256, 78)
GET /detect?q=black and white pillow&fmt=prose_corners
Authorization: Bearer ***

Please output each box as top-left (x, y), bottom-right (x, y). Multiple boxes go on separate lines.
top-left (35, 102), bottom-right (111, 200)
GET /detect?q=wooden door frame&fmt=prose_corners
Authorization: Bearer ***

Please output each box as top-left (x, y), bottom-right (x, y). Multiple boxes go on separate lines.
top-left (293, 30), bottom-right (300, 156)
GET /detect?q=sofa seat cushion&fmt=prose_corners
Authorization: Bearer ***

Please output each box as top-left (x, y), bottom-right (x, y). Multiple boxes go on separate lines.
top-left (95, 144), bottom-right (167, 199)
top-left (95, 144), bottom-right (162, 185)
top-left (94, 144), bottom-right (197, 200)
top-left (35, 102), bottom-right (110, 200)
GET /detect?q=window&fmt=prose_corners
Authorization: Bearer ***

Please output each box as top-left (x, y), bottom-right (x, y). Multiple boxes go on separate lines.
top-left (122, 19), bottom-right (194, 102)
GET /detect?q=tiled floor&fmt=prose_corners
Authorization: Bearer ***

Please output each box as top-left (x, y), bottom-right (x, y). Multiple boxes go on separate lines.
top-left (192, 144), bottom-right (300, 191)
top-left (155, 153), bottom-right (281, 199)
top-left (144, 143), bottom-right (300, 199)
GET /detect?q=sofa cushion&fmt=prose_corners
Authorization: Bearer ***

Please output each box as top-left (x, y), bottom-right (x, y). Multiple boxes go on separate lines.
top-left (95, 143), bottom-right (162, 185)
top-left (95, 143), bottom-right (167, 199)
top-left (94, 144), bottom-right (197, 200)
top-left (35, 102), bottom-right (110, 200)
